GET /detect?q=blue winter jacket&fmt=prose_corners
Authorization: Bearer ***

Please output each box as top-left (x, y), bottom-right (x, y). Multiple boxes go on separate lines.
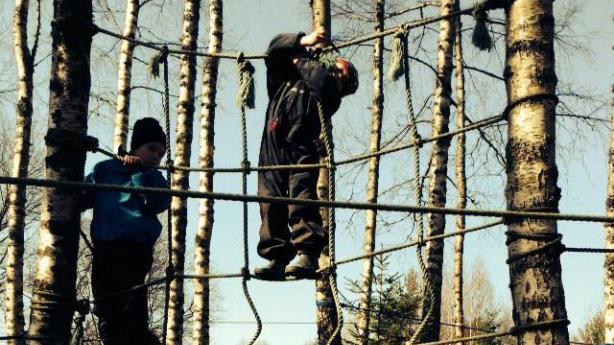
top-left (84, 159), bottom-right (170, 245)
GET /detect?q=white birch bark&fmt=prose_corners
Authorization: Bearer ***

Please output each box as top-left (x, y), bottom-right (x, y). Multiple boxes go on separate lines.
top-left (452, 1), bottom-right (466, 342)
top-left (112, 0), bottom-right (140, 152)
top-left (505, 0), bottom-right (569, 343)
top-left (166, 0), bottom-right (201, 343)
top-left (311, 1), bottom-right (340, 344)
top-left (5, 0), bottom-right (34, 342)
top-left (356, 1), bottom-right (384, 343)
top-left (605, 84), bottom-right (614, 345)
top-left (192, 1), bottom-right (222, 344)
top-left (27, 0), bottom-right (92, 343)
top-left (420, 0), bottom-right (456, 341)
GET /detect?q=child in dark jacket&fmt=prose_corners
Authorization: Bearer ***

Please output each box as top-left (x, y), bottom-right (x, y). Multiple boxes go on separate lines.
top-left (254, 30), bottom-right (359, 281)
top-left (84, 117), bottom-right (170, 344)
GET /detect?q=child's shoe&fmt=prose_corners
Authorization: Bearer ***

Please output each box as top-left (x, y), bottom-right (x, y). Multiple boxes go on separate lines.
top-left (285, 253), bottom-right (319, 280)
top-left (254, 259), bottom-right (289, 281)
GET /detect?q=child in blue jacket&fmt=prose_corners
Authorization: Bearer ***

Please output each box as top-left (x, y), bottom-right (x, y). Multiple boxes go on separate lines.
top-left (84, 117), bottom-right (170, 344)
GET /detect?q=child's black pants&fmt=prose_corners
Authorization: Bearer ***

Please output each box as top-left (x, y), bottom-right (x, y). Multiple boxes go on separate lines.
top-left (92, 239), bottom-right (154, 345)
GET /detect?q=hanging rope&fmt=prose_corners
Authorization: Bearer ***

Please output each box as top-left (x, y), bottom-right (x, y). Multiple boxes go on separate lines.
top-left (392, 29), bottom-right (436, 345)
top-left (149, 45), bottom-right (174, 345)
top-left (236, 54), bottom-right (262, 345)
top-left (315, 100), bottom-right (344, 345)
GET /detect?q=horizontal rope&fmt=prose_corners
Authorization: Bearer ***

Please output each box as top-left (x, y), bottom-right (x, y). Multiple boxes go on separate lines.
top-left (94, 113), bottom-right (504, 173)
top-left (1, 176), bottom-right (612, 223)
top-left (93, 25), bottom-right (266, 59)
top-left (340, 302), bottom-right (496, 333)
top-left (414, 319), bottom-right (568, 345)
top-left (336, 114), bottom-right (504, 166)
top-left (564, 246), bottom-right (614, 253)
top-left (93, 1), bottom-right (493, 60)
top-left (326, 220), bottom-right (504, 270)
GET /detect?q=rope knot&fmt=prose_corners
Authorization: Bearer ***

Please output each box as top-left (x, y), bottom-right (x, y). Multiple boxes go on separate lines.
top-left (471, 2), bottom-right (493, 51)
top-left (148, 46), bottom-right (169, 79)
top-left (241, 160), bottom-right (251, 174)
top-left (236, 54), bottom-right (256, 109)
top-left (241, 266), bottom-right (251, 280)
top-left (388, 28), bottom-right (407, 81)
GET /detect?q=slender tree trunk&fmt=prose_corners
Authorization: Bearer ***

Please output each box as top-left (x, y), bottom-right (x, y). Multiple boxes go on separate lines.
top-left (452, 1), bottom-right (465, 343)
top-left (311, 1), bottom-right (341, 344)
top-left (192, 1), bottom-right (222, 344)
top-left (5, 0), bottom-right (34, 343)
top-left (420, 0), bottom-right (456, 341)
top-left (27, 0), bottom-right (92, 343)
top-left (605, 84), bottom-right (614, 345)
top-left (356, 1), bottom-right (384, 343)
top-left (167, 0), bottom-right (200, 343)
top-left (504, 1), bottom-right (569, 344)
top-left (112, 0), bottom-right (140, 152)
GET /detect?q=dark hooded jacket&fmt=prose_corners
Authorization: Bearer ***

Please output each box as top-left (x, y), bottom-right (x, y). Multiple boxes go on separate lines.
top-left (259, 32), bottom-right (341, 172)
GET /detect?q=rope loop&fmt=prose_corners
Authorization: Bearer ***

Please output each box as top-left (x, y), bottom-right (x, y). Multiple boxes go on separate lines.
top-left (241, 160), bottom-right (251, 174)
top-left (505, 230), bottom-right (564, 264)
top-left (159, 45), bottom-right (169, 63)
top-left (503, 93), bottom-right (559, 121)
top-left (509, 318), bottom-right (569, 335)
top-left (236, 51), bottom-right (245, 64)
top-left (45, 128), bottom-right (99, 153)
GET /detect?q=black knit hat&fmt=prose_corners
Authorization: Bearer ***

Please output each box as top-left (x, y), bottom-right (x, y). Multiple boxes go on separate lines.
top-left (336, 57), bottom-right (359, 96)
top-left (130, 117), bottom-right (167, 152)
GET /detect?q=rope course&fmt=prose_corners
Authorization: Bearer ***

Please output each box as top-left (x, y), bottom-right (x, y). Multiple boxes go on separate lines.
top-left (1, 0), bottom-right (607, 344)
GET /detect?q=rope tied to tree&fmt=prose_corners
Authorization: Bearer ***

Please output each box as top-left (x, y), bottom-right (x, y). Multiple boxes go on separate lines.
top-left (236, 53), bottom-right (256, 109)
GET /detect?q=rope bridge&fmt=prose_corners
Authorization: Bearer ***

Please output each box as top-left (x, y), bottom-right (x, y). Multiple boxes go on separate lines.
top-left (0, 0), bottom-right (607, 344)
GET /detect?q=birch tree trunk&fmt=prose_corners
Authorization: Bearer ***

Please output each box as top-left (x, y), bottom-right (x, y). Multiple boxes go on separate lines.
top-left (5, 0), bottom-right (34, 342)
top-left (452, 1), bottom-right (465, 343)
top-left (192, 0), bottom-right (222, 344)
top-left (166, 0), bottom-right (201, 343)
top-left (420, 0), bottom-right (456, 341)
top-left (356, 1), bottom-right (384, 343)
top-left (112, 0), bottom-right (140, 152)
top-left (27, 0), bottom-right (92, 343)
top-left (605, 84), bottom-right (614, 345)
top-left (311, 1), bottom-right (341, 344)
top-left (504, 0), bottom-right (569, 344)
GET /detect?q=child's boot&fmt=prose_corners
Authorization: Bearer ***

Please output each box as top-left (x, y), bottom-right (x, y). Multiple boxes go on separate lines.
top-left (285, 252), bottom-right (319, 280)
top-left (254, 259), bottom-right (288, 281)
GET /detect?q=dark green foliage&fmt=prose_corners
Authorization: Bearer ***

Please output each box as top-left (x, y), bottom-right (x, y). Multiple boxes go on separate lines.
top-left (346, 254), bottom-right (422, 344)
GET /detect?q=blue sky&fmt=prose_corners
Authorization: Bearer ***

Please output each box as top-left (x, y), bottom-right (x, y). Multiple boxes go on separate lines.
top-left (0, 0), bottom-right (612, 344)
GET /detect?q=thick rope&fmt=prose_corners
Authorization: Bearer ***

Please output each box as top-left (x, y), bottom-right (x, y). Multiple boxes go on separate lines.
top-left (2, 175), bottom-right (614, 223)
top-left (237, 56), bottom-right (262, 345)
top-left (92, 0), bottom-right (505, 60)
top-left (158, 46), bottom-right (173, 345)
top-left (315, 100), bottom-right (344, 345)
top-left (396, 31), bottom-right (435, 345)
top-left (93, 112), bottom-right (503, 174)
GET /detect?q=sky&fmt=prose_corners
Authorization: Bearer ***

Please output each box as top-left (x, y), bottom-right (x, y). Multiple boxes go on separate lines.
top-left (0, 0), bottom-right (613, 344)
